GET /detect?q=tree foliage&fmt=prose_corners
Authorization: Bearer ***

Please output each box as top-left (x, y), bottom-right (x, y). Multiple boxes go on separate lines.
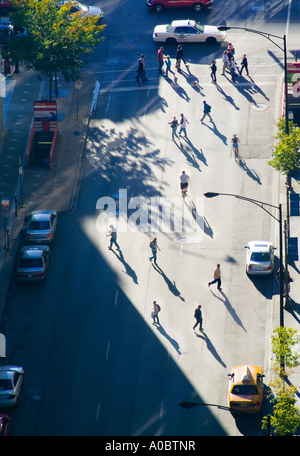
top-left (268, 118), bottom-right (300, 176)
top-left (262, 327), bottom-right (300, 435)
top-left (10, 0), bottom-right (105, 81)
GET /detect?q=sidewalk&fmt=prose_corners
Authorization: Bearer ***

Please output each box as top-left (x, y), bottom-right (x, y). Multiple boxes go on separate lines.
top-left (0, 66), bottom-right (95, 320)
top-left (280, 172), bottom-right (300, 408)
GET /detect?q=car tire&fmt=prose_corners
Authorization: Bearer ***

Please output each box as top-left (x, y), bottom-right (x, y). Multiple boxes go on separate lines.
top-left (193, 3), bottom-right (203, 12)
top-left (165, 37), bottom-right (177, 45)
top-left (205, 36), bottom-right (217, 45)
top-left (154, 4), bottom-right (164, 12)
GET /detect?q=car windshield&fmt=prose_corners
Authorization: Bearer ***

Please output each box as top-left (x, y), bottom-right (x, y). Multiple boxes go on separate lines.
top-left (29, 221), bottom-right (50, 230)
top-left (232, 385), bottom-right (258, 395)
top-left (0, 379), bottom-right (12, 390)
top-left (250, 252), bottom-right (270, 262)
top-left (194, 22), bottom-right (204, 33)
top-left (20, 258), bottom-right (43, 268)
top-left (76, 2), bottom-right (88, 12)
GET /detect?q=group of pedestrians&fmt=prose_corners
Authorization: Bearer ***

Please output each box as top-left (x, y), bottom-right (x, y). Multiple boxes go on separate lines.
top-left (168, 113), bottom-right (189, 140)
top-left (151, 263), bottom-right (222, 332)
top-left (220, 43), bottom-right (249, 82)
top-left (106, 225), bottom-right (223, 334)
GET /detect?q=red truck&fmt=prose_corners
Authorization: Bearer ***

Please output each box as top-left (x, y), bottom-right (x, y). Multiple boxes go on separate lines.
top-left (146, 0), bottom-right (213, 13)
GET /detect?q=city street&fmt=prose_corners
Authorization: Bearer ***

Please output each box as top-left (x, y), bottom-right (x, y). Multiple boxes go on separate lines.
top-left (1, 0), bottom-right (299, 436)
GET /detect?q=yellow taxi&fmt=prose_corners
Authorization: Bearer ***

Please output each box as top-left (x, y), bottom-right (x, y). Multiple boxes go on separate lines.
top-left (228, 365), bottom-right (264, 413)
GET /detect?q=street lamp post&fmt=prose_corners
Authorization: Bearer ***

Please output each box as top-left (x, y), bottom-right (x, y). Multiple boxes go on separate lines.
top-left (204, 192), bottom-right (284, 328)
top-left (217, 26), bottom-right (289, 135)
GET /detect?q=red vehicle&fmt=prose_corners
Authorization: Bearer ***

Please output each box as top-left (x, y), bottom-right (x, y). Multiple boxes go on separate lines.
top-left (0, 0), bottom-right (12, 15)
top-left (146, 0), bottom-right (213, 13)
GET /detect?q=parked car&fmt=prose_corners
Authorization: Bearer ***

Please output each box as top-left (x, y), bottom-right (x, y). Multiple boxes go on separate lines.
top-left (26, 210), bottom-right (58, 244)
top-left (146, 0), bottom-right (213, 13)
top-left (153, 19), bottom-right (226, 45)
top-left (0, 414), bottom-right (11, 436)
top-left (17, 245), bottom-right (50, 282)
top-left (228, 365), bottom-right (264, 413)
top-left (0, 366), bottom-right (24, 407)
top-left (57, 0), bottom-right (103, 19)
top-left (245, 241), bottom-right (275, 275)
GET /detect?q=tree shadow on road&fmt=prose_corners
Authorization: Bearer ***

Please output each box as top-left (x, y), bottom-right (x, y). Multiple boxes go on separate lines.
top-left (152, 263), bottom-right (185, 301)
top-left (195, 331), bottom-right (226, 367)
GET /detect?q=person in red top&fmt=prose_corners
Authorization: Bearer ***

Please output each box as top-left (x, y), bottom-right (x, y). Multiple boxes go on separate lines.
top-left (157, 47), bottom-right (164, 73)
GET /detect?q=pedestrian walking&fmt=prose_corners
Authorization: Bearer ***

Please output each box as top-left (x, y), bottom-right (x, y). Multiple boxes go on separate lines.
top-left (179, 170), bottom-right (189, 196)
top-left (227, 42), bottom-right (235, 60)
top-left (165, 55), bottom-right (174, 78)
top-left (230, 57), bottom-right (238, 83)
top-left (168, 116), bottom-right (179, 140)
top-left (208, 264), bottom-right (222, 290)
top-left (200, 100), bottom-right (212, 123)
top-left (239, 53), bottom-right (249, 76)
top-left (210, 60), bottom-right (217, 83)
top-left (151, 301), bottom-right (161, 325)
top-left (135, 58), bottom-right (145, 86)
top-left (175, 44), bottom-right (186, 71)
top-left (178, 113), bottom-right (189, 137)
top-left (157, 47), bottom-right (164, 73)
top-left (107, 224), bottom-right (121, 250)
top-left (193, 305), bottom-right (203, 331)
top-left (221, 50), bottom-right (230, 75)
top-left (149, 237), bottom-right (161, 263)
top-left (140, 53), bottom-right (149, 81)
top-left (231, 134), bottom-right (240, 156)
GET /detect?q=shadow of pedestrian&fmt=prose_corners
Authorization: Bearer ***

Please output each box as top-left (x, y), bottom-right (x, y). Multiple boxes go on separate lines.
top-left (216, 82), bottom-right (240, 110)
top-left (201, 120), bottom-right (228, 145)
top-left (195, 331), bottom-right (226, 367)
top-left (111, 249), bottom-right (138, 284)
top-left (155, 324), bottom-right (182, 355)
top-left (235, 155), bottom-right (262, 184)
top-left (176, 140), bottom-right (201, 172)
top-left (168, 76), bottom-right (191, 102)
top-left (210, 289), bottom-right (247, 332)
top-left (178, 136), bottom-right (208, 168)
top-left (152, 263), bottom-right (185, 301)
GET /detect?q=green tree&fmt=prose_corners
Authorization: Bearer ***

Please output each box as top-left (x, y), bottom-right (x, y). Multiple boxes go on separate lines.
top-left (268, 118), bottom-right (300, 175)
top-left (10, 0), bottom-right (105, 97)
top-left (262, 327), bottom-right (300, 435)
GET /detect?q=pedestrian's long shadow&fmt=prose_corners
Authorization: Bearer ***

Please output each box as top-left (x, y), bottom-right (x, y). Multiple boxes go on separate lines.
top-left (152, 263), bottom-right (185, 301)
top-left (235, 155), bottom-right (262, 184)
top-left (210, 289), bottom-right (247, 332)
top-left (195, 331), bottom-right (226, 367)
top-left (165, 75), bottom-right (191, 102)
top-left (155, 324), bottom-right (182, 355)
top-left (178, 64), bottom-right (205, 96)
top-left (216, 81), bottom-right (240, 111)
top-left (200, 120), bottom-right (228, 145)
top-left (111, 249), bottom-right (138, 284)
top-left (177, 136), bottom-right (208, 168)
top-left (184, 195), bottom-right (214, 238)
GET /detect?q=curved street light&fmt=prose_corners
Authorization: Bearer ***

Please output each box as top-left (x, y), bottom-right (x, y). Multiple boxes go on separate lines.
top-left (217, 25), bottom-right (289, 135)
top-left (204, 192), bottom-right (284, 328)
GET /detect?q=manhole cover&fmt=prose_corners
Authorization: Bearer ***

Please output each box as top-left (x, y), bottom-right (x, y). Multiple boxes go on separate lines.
top-left (252, 103), bottom-right (267, 111)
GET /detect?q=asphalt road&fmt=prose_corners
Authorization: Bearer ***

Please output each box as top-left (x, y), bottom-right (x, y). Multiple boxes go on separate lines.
top-left (1, 0), bottom-right (299, 437)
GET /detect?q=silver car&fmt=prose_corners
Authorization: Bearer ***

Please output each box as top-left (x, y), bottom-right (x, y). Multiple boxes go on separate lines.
top-left (0, 366), bottom-right (24, 407)
top-left (245, 241), bottom-right (275, 275)
top-left (26, 210), bottom-right (58, 244)
top-left (17, 245), bottom-right (50, 281)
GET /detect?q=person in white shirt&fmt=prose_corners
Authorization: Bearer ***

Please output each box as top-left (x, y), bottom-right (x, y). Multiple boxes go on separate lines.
top-left (179, 171), bottom-right (189, 195)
